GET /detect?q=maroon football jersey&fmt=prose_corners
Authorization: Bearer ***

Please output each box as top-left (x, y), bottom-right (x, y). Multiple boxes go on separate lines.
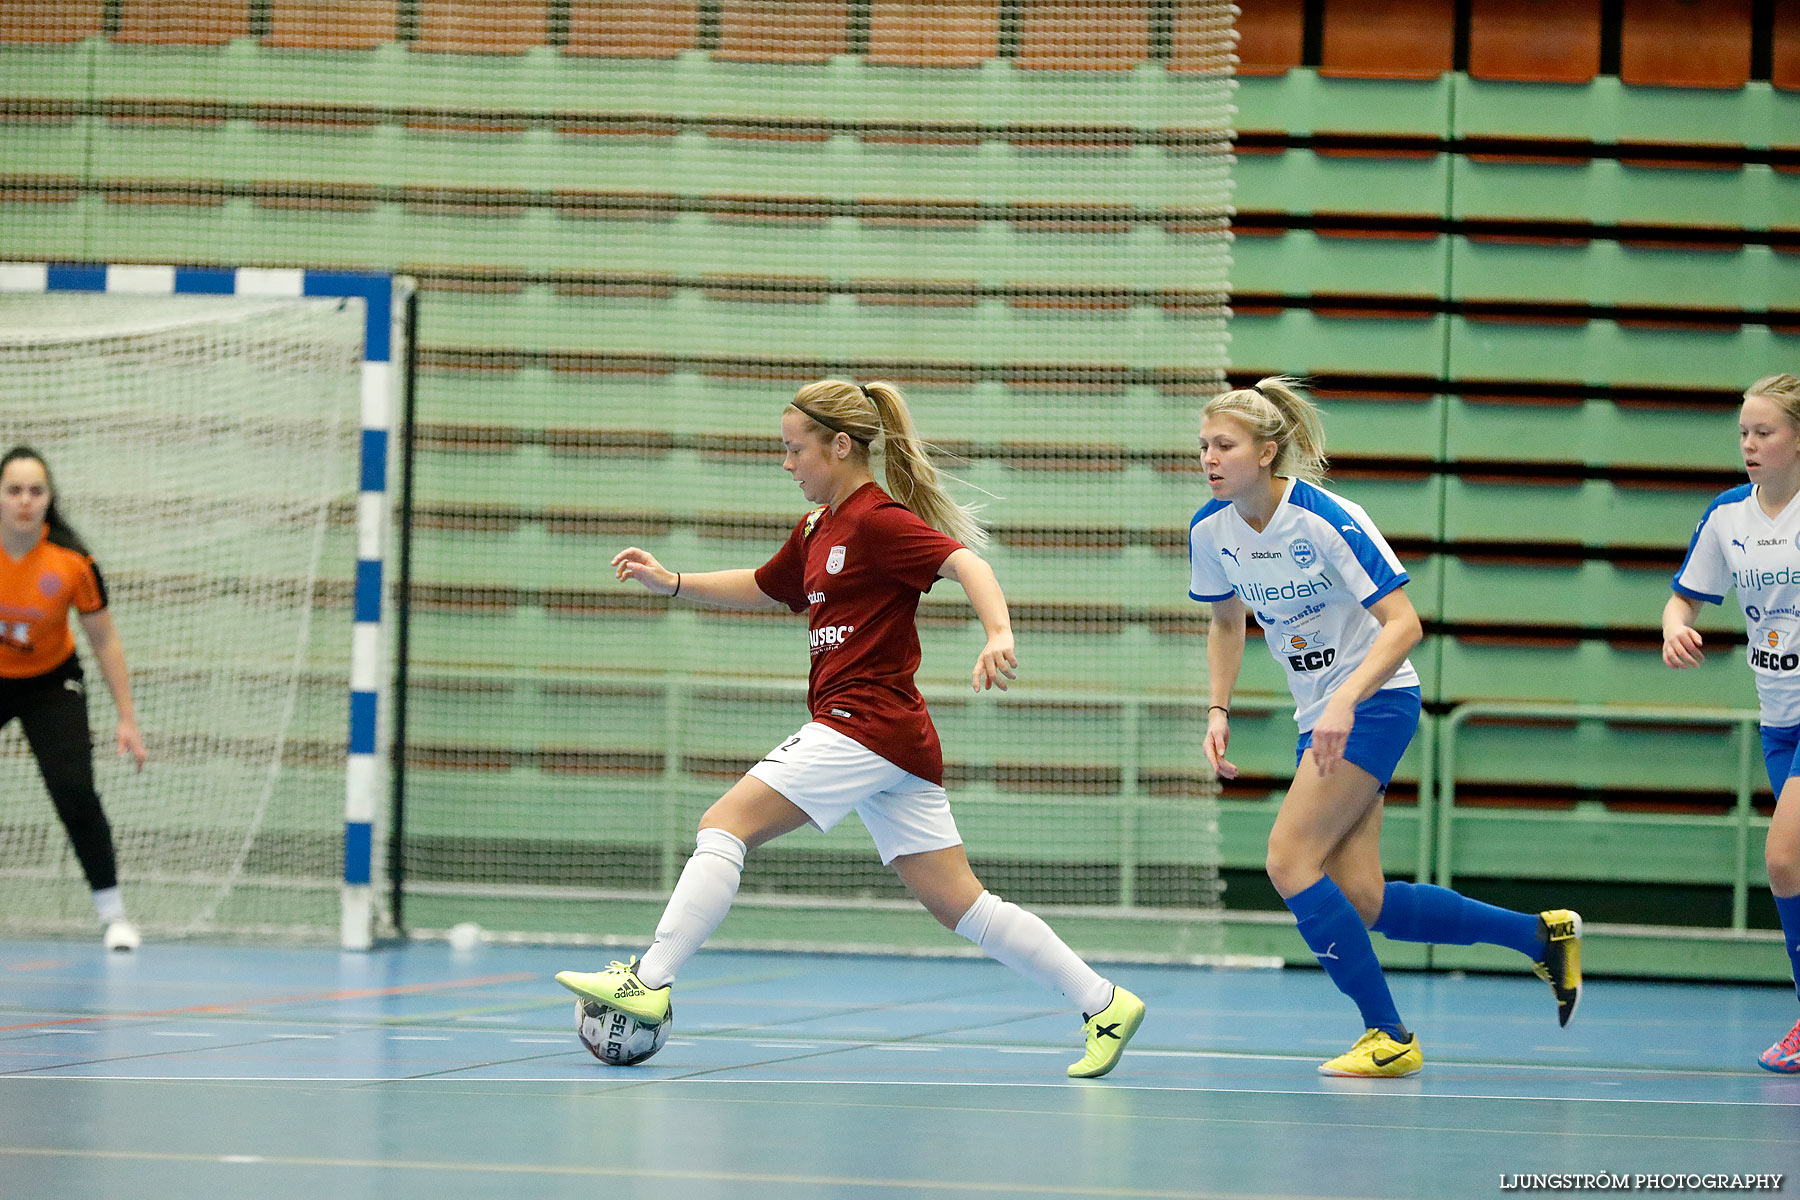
top-left (754, 482), bottom-right (965, 784)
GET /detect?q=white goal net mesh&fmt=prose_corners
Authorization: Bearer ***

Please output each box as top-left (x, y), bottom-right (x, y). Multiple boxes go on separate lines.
top-left (0, 290), bottom-right (366, 939)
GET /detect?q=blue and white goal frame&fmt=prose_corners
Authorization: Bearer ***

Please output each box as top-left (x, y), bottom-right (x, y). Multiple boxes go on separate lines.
top-left (0, 262), bottom-right (408, 950)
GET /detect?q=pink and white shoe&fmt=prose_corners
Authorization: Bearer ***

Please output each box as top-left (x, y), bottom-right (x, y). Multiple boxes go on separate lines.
top-left (1757, 1016), bottom-right (1800, 1073)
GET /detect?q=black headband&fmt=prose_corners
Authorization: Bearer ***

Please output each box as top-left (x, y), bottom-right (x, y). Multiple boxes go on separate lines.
top-left (793, 400), bottom-right (871, 445)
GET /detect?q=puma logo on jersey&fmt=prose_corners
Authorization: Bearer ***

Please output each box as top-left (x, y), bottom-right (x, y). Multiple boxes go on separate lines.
top-left (1220, 548), bottom-right (1239, 566)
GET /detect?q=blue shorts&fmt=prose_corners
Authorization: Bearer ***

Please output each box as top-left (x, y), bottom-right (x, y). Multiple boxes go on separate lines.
top-left (1760, 721), bottom-right (1800, 796)
top-left (1295, 687), bottom-right (1422, 791)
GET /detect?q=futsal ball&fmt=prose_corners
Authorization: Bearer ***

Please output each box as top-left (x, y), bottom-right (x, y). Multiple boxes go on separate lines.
top-left (575, 998), bottom-right (671, 1066)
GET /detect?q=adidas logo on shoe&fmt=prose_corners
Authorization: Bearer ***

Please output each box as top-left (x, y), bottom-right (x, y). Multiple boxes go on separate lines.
top-left (614, 980), bottom-right (645, 998)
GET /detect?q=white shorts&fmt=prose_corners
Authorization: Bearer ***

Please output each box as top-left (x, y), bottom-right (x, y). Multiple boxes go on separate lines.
top-left (745, 722), bottom-right (962, 865)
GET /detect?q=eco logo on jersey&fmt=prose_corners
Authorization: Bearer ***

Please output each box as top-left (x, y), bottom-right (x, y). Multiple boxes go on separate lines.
top-left (1289, 635), bottom-right (1307, 651)
top-left (1769, 631), bottom-right (1781, 650)
top-left (826, 545), bottom-right (847, 574)
top-left (1288, 538), bottom-right (1317, 568)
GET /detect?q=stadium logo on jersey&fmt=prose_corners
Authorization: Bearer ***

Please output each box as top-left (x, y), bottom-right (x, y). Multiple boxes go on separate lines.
top-left (803, 507), bottom-right (825, 538)
top-left (826, 545), bottom-right (847, 574)
top-left (1287, 539), bottom-right (1317, 568)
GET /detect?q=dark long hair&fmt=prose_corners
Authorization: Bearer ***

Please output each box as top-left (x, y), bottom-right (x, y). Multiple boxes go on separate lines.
top-left (1, 445), bottom-right (89, 554)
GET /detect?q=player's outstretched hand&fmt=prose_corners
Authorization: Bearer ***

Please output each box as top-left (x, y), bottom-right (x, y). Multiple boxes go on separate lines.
top-left (973, 632), bottom-right (1017, 692)
top-left (612, 547), bottom-right (677, 596)
top-left (1204, 709), bottom-right (1237, 780)
top-left (1662, 624), bottom-right (1704, 669)
top-left (117, 718), bottom-right (147, 772)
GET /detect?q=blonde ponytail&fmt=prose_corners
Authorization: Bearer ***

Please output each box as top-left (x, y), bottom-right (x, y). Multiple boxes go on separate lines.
top-left (1201, 374), bottom-right (1328, 483)
top-left (787, 378), bottom-right (988, 549)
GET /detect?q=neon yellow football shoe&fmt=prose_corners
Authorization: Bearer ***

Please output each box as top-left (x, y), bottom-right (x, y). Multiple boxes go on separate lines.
top-left (1533, 909), bottom-right (1583, 1028)
top-left (1317, 1028), bottom-right (1422, 1078)
top-left (1067, 985), bottom-right (1145, 1079)
top-left (554, 956), bottom-right (671, 1025)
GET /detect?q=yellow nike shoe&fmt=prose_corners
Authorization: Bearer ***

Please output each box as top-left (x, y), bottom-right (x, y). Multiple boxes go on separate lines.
top-left (1067, 986), bottom-right (1145, 1079)
top-left (1533, 909), bottom-right (1583, 1027)
top-left (1317, 1028), bottom-right (1422, 1078)
top-left (554, 956), bottom-right (671, 1025)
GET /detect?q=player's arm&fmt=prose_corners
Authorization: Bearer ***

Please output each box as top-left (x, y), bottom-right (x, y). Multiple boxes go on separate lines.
top-left (1662, 592), bottom-right (1707, 668)
top-left (938, 547), bottom-right (1017, 692)
top-left (612, 547), bottom-right (783, 610)
top-left (1205, 594), bottom-right (1247, 780)
top-left (75, 608), bottom-right (146, 771)
top-left (1307, 587), bottom-right (1422, 775)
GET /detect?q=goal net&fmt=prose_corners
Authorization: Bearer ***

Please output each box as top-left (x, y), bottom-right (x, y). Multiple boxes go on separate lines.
top-left (0, 286), bottom-right (373, 940)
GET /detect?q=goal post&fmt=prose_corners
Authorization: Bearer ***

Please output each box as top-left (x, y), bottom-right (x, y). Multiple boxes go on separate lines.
top-left (0, 262), bottom-right (410, 949)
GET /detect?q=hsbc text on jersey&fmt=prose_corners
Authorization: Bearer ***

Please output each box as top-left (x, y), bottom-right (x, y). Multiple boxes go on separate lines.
top-left (810, 623), bottom-right (856, 653)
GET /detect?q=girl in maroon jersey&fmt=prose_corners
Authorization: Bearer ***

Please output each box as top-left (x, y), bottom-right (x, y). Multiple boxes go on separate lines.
top-left (1, 446), bottom-right (146, 951)
top-left (558, 379), bottom-right (1144, 1077)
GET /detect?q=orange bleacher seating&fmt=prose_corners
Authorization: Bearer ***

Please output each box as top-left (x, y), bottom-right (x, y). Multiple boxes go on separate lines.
top-left (1773, 0), bottom-right (1800, 92)
top-left (1619, 0), bottom-right (1752, 89)
top-left (410, 0), bottom-right (548, 54)
top-left (264, 0), bottom-right (398, 50)
top-left (1319, 0), bottom-right (1453, 80)
top-left (1, 0), bottom-right (103, 42)
top-left (715, 1), bottom-right (848, 63)
top-left (866, 0), bottom-right (999, 67)
top-left (115, 0), bottom-right (249, 45)
top-left (564, 1), bottom-right (698, 57)
top-left (1228, 0), bottom-right (1304, 76)
top-left (1468, 0), bottom-right (1601, 84)
top-left (1016, 2), bottom-right (1151, 71)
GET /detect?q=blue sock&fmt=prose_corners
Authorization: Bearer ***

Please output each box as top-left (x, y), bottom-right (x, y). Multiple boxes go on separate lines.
top-left (1372, 880), bottom-right (1544, 960)
top-left (1285, 876), bottom-right (1405, 1039)
top-left (1775, 894), bottom-right (1800, 1003)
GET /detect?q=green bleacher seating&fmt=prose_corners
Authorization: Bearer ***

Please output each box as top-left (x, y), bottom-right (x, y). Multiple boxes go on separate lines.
top-left (1440, 557), bottom-right (1739, 632)
top-left (1452, 238), bottom-right (1791, 313)
top-left (1439, 636), bottom-right (1749, 706)
top-left (1442, 476), bottom-right (1721, 549)
top-left (1445, 395), bottom-right (1742, 471)
top-left (1449, 317), bottom-right (1788, 389)
top-left (1230, 229), bottom-right (1448, 299)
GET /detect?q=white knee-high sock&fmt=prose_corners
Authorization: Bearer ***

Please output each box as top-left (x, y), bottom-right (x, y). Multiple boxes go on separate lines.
top-left (636, 828), bottom-right (747, 989)
top-left (955, 890), bottom-right (1114, 1016)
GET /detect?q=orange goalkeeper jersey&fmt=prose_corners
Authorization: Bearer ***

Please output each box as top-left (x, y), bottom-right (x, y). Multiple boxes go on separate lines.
top-left (0, 527), bottom-right (108, 679)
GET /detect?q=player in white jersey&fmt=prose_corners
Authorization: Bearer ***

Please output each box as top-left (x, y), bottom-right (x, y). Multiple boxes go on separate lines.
top-left (1190, 377), bottom-right (1582, 1078)
top-left (1665, 372), bottom-right (1800, 1073)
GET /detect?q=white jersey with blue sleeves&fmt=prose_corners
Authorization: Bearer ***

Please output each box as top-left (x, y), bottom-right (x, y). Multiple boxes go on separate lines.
top-left (1673, 483), bottom-right (1800, 726)
top-left (1189, 477), bottom-right (1420, 732)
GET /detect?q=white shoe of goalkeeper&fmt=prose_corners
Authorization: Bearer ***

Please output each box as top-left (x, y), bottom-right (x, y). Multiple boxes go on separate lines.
top-left (103, 920), bottom-right (141, 952)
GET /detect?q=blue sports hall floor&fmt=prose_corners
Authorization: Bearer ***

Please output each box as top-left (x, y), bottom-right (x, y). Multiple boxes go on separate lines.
top-left (1, 937), bottom-right (1794, 1199)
